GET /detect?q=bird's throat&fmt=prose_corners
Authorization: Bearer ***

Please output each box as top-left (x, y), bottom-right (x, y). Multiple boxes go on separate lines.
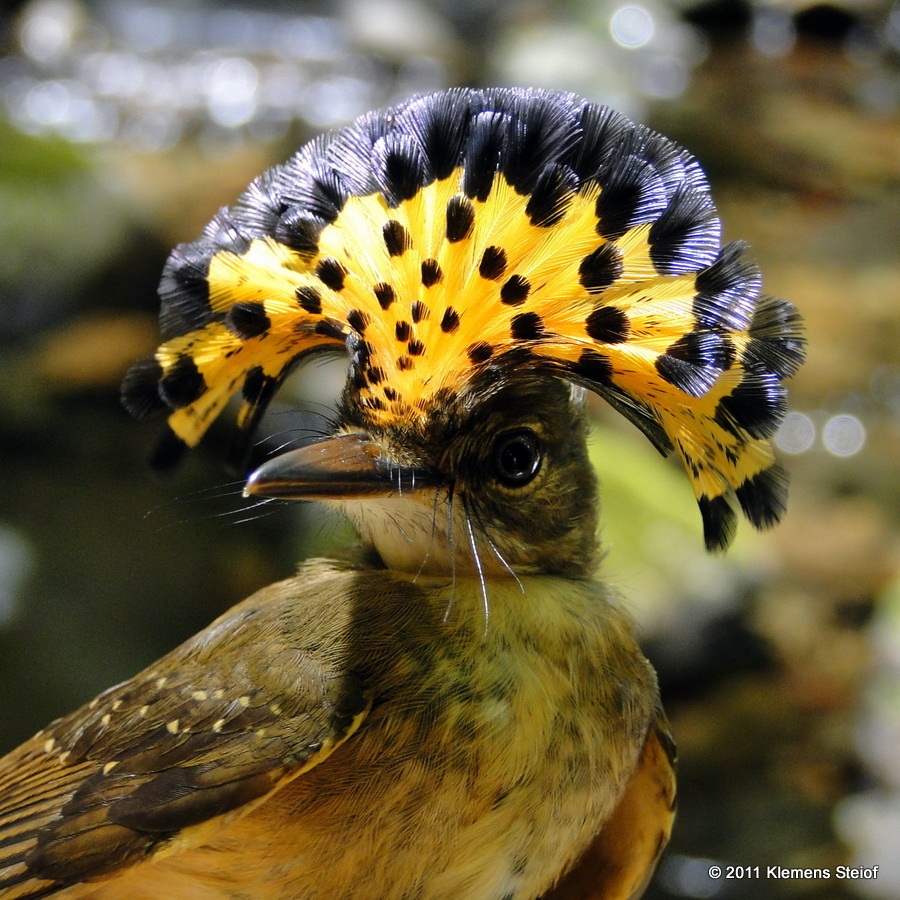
top-left (335, 496), bottom-right (512, 577)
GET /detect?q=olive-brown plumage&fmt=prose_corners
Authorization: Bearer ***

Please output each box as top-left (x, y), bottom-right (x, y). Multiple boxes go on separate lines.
top-left (0, 383), bottom-right (674, 899)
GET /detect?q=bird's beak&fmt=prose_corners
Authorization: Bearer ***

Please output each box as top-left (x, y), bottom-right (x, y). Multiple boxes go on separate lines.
top-left (243, 432), bottom-right (442, 500)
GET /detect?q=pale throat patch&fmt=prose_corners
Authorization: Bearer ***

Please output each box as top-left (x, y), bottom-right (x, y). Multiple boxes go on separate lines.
top-left (334, 494), bottom-right (512, 577)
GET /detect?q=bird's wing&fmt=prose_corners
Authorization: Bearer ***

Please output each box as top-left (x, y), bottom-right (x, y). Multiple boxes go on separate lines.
top-left (545, 711), bottom-right (677, 900)
top-left (0, 576), bottom-right (372, 899)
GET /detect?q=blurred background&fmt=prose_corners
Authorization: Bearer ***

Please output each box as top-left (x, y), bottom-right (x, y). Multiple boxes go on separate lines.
top-left (0, 0), bottom-right (896, 896)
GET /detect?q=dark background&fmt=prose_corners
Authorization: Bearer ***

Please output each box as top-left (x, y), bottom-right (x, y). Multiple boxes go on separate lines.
top-left (0, 1), bottom-right (897, 897)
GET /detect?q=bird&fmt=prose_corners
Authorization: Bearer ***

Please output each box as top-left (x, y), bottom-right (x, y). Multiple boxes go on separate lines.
top-left (0, 87), bottom-right (804, 899)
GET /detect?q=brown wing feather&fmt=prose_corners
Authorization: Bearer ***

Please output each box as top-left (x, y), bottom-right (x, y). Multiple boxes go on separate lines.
top-left (546, 712), bottom-right (677, 900)
top-left (0, 571), bottom-right (371, 898)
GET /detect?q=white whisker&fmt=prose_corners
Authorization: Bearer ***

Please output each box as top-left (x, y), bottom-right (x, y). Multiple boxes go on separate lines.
top-left (467, 505), bottom-right (525, 594)
top-left (147, 499), bottom-right (283, 534)
top-left (225, 497), bottom-right (282, 525)
top-left (443, 487), bottom-right (457, 623)
top-left (414, 488), bottom-right (443, 583)
top-left (483, 530), bottom-right (525, 594)
top-left (463, 505), bottom-right (489, 637)
top-left (141, 480), bottom-right (248, 517)
top-left (259, 430), bottom-right (326, 456)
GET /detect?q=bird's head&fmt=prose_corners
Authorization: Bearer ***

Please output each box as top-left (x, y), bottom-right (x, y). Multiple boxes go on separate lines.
top-left (244, 375), bottom-right (598, 577)
top-left (121, 88), bottom-right (804, 576)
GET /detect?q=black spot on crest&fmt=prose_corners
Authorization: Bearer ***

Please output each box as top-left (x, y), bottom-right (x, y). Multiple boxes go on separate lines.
top-left (383, 220), bottom-right (412, 257)
top-left (735, 466), bottom-right (787, 530)
top-left (395, 321), bottom-right (411, 341)
top-left (463, 111), bottom-right (509, 201)
top-left (367, 366), bottom-right (385, 385)
top-left (315, 319), bottom-right (345, 339)
top-left (525, 163), bottom-right (579, 227)
top-left (303, 164), bottom-right (349, 223)
top-left (420, 259), bottom-right (442, 287)
top-left (241, 365), bottom-right (275, 403)
top-left (479, 246), bottom-right (507, 280)
top-left (698, 494), bottom-right (737, 552)
top-left (716, 374), bottom-right (786, 439)
top-left (397, 356), bottom-right (414, 371)
top-left (693, 242), bottom-right (759, 331)
top-left (648, 187), bottom-right (719, 276)
top-left (400, 90), bottom-right (471, 180)
top-left (384, 386), bottom-right (398, 401)
top-left (121, 356), bottom-right (166, 420)
top-left (158, 243), bottom-right (214, 340)
top-left (347, 309), bottom-right (369, 334)
top-left (567, 102), bottom-right (631, 181)
top-left (572, 349), bottom-right (613, 385)
top-left (712, 404), bottom-right (743, 441)
top-left (654, 331), bottom-right (734, 396)
top-left (373, 283), bottom-right (395, 310)
top-left (446, 195), bottom-right (475, 242)
top-left (655, 353), bottom-right (719, 398)
top-left (441, 307), bottom-right (460, 333)
top-left (467, 341), bottom-right (494, 364)
top-left (160, 355), bottom-right (205, 409)
top-left (408, 339), bottom-right (425, 356)
top-left (579, 244), bottom-right (623, 293)
top-left (275, 210), bottom-right (325, 255)
top-left (225, 302), bottom-right (271, 340)
top-left (585, 306), bottom-right (629, 343)
top-left (500, 275), bottom-right (530, 306)
top-left (594, 153), bottom-right (667, 241)
top-left (669, 331), bottom-right (731, 369)
top-left (372, 132), bottom-right (430, 206)
top-left (295, 285), bottom-right (322, 314)
top-left (721, 336), bottom-right (737, 370)
top-left (510, 312), bottom-right (545, 341)
top-left (744, 296), bottom-right (806, 378)
top-left (316, 258), bottom-right (347, 292)
top-left (500, 92), bottom-right (580, 194)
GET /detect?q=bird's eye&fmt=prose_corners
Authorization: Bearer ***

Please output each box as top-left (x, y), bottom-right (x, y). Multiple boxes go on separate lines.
top-left (492, 429), bottom-right (542, 488)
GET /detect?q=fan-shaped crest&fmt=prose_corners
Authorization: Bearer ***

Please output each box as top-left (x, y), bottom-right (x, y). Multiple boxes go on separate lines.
top-left (122, 87), bottom-right (804, 549)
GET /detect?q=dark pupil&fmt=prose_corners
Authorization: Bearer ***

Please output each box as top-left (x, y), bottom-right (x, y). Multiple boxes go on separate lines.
top-left (501, 441), bottom-right (532, 477)
top-left (495, 430), bottom-right (541, 486)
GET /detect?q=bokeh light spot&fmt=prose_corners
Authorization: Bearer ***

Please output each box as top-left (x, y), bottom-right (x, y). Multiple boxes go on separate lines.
top-left (775, 411), bottom-right (815, 455)
top-left (822, 414), bottom-right (866, 457)
top-left (610, 5), bottom-right (655, 49)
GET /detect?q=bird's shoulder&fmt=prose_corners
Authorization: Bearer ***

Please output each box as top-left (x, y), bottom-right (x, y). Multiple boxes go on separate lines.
top-left (546, 709), bottom-right (677, 900)
top-left (0, 557), bottom-right (383, 896)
